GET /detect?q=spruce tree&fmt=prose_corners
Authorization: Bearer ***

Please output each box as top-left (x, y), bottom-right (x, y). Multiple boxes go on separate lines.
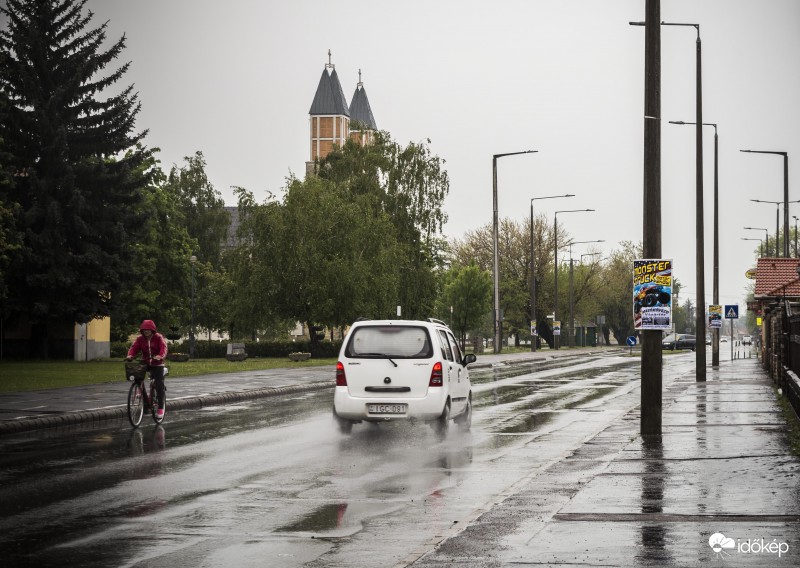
top-left (0, 0), bottom-right (152, 356)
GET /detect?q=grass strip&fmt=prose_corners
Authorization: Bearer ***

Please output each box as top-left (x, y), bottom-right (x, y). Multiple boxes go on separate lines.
top-left (0, 358), bottom-right (336, 393)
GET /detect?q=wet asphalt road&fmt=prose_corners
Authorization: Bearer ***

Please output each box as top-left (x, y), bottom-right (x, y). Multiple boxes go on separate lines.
top-left (1, 349), bottom-right (789, 567)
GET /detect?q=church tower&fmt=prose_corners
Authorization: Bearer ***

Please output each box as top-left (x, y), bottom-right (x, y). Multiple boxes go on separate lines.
top-left (349, 69), bottom-right (377, 146)
top-left (307, 51), bottom-right (350, 175)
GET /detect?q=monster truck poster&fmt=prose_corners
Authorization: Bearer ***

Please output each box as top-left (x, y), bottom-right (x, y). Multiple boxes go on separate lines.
top-left (633, 259), bottom-right (672, 330)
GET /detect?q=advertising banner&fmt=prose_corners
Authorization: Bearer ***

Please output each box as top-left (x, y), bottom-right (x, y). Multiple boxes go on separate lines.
top-left (553, 321), bottom-right (561, 336)
top-left (633, 259), bottom-right (672, 330)
top-left (708, 305), bottom-right (722, 329)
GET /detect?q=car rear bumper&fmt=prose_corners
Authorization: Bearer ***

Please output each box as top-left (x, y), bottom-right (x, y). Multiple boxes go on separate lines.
top-left (333, 387), bottom-right (447, 421)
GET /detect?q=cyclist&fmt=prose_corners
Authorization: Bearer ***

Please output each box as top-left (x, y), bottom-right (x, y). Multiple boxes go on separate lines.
top-left (125, 320), bottom-right (168, 419)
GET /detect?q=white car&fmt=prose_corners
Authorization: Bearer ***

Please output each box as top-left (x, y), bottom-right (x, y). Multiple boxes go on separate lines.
top-left (333, 319), bottom-right (476, 435)
top-left (742, 335), bottom-right (753, 345)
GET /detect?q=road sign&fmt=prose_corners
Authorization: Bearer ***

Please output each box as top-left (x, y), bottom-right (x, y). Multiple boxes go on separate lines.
top-left (626, 336), bottom-right (637, 346)
top-left (724, 305), bottom-right (739, 319)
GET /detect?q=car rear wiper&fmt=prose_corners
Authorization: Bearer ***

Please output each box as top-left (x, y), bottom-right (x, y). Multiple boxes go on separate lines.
top-left (361, 353), bottom-right (398, 367)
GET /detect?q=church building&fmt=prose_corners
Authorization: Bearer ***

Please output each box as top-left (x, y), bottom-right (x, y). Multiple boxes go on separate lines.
top-left (306, 51), bottom-right (378, 176)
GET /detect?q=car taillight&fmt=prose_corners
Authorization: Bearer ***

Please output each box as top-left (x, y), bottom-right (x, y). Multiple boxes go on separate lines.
top-left (429, 362), bottom-right (443, 386)
top-left (336, 361), bottom-right (347, 386)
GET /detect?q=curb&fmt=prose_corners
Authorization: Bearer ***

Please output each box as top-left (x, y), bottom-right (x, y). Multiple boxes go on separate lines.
top-left (0, 380), bottom-right (332, 436)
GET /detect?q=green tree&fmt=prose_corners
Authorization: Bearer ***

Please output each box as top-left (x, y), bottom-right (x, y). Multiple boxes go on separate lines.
top-left (0, 86), bottom-right (22, 306)
top-left (436, 263), bottom-right (492, 349)
top-left (451, 214), bottom-right (558, 347)
top-left (164, 151), bottom-right (229, 268)
top-left (110, 155), bottom-right (196, 341)
top-left (236, 176), bottom-right (400, 346)
top-left (319, 133), bottom-right (450, 319)
top-left (597, 241), bottom-right (642, 345)
top-left (0, 0), bottom-right (152, 355)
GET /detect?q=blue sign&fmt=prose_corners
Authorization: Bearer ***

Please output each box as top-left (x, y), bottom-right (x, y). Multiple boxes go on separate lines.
top-left (724, 305), bottom-right (739, 319)
top-left (626, 336), bottom-right (637, 346)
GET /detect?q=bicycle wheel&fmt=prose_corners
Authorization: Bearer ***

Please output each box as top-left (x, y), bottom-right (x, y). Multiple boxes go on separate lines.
top-left (127, 381), bottom-right (145, 428)
top-left (151, 382), bottom-right (166, 424)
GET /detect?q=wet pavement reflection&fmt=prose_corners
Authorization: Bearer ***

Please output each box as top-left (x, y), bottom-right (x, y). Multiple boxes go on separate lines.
top-left (0, 352), bottom-right (708, 568)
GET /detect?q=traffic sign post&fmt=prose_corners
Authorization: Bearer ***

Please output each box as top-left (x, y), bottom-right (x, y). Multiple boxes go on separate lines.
top-left (725, 305), bottom-right (739, 360)
top-left (627, 335), bottom-right (637, 355)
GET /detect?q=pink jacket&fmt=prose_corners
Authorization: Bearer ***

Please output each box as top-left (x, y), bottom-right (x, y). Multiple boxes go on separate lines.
top-left (127, 332), bottom-right (168, 366)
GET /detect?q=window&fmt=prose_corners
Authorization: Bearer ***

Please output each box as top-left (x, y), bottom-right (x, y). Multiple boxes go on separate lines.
top-left (447, 331), bottom-right (462, 362)
top-left (438, 330), bottom-right (453, 361)
top-left (345, 326), bottom-right (432, 359)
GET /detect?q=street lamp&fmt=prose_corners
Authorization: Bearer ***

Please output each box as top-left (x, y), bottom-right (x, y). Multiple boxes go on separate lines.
top-left (741, 150), bottom-right (790, 257)
top-left (741, 237), bottom-right (764, 258)
top-left (670, 119), bottom-right (718, 366)
top-left (493, 150), bottom-right (537, 353)
top-left (190, 255), bottom-right (197, 359)
top-left (566, 240), bottom-right (604, 348)
top-left (744, 226), bottom-right (770, 256)
top-left (634, 19), bottom-right (705, 380)
top-left (554, 209), bottom-right (594, 350)
top-left (750, 199), bottom-right (800, 257)
top-left (794, 215), bottom-right (799, 257)
top-left (530, 194), bottom-right (574, 352)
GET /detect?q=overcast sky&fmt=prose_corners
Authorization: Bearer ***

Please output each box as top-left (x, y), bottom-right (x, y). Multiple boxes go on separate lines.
top-left (86, 0), bottom-right (800, 312)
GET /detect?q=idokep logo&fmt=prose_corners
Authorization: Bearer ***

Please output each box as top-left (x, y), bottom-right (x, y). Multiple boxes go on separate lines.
top-left (708, 532), bottom-right (789, 560)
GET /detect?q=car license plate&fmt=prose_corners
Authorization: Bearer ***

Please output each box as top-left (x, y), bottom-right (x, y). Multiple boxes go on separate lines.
top-left (367, 403), bottom-right (407, 414)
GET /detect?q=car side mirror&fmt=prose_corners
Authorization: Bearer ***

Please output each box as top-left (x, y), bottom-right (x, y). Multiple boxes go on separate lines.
top-left (463, 353), bottom-right (477, 366)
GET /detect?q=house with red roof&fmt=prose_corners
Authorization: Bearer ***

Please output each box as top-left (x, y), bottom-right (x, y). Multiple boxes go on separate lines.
top-left (751, 257), bottom-right (800, 390)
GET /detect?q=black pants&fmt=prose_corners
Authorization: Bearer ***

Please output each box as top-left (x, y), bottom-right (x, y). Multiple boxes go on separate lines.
top-left (147, 365), bottom-right (166, 410)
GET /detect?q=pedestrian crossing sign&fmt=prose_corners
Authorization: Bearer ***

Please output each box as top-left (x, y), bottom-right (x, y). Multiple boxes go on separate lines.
top-left (724, 305), bottom-right (739, 319)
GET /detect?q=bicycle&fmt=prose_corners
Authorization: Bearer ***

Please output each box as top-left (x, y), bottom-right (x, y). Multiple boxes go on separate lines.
top-left (125, 362), bottom-right (168, 428)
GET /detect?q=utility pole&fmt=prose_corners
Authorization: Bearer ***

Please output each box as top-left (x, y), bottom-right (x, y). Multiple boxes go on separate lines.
top-left (641, 0), bottom-right (662, 435)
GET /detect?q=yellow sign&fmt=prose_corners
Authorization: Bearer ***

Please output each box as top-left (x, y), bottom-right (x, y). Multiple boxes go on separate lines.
top-left (757, 317), bottom-right (762, 326)
top-left (745, 267), bottom-right (757, 280)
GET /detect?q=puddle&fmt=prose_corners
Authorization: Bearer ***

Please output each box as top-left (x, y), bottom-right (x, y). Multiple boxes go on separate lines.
top-left (489, 411), bottom-right (558, 434)
top-left (563, 387), bottom-right (617, 409)
top-left (276, 503), bottom-right (350, 533)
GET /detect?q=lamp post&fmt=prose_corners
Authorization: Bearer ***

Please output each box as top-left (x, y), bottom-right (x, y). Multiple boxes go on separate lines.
top-left (190, 255), bottom-right (197, 359)
top-left (794, 216), bottom-right (799, 257)
top-left (530, 194), bottom-right (574, 352)
top-left (566, 240), bottom-right (604, 348)
top-left (750, 199), bottom-right (800, 257)
top-left (633, 19), bottom-right (705, 381)
top-left (744, 226), bottom-right (770, 256)
top-left (741, 237), bottom-right (763, 258)
top-left (670, 120), bottom-right (718, 366)
top-left (554, 209), bottom-right (594, 350)
top-left (493, 150), bottom-right (537, 354)
top-left (741, 150), bottom-right (790, 257)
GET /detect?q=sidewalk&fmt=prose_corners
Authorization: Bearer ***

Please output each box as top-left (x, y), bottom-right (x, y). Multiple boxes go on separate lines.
top-left (0, 346), bottom-right (610, 435)
top-left (408, 355), bottom-right (800, 566)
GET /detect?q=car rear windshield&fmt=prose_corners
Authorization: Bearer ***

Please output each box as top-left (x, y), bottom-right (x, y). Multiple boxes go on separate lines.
top-left (345, 325), bottom-right (433, 359)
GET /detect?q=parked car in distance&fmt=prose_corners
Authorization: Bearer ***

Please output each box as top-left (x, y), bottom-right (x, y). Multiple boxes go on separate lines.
top-left (662, 333), bottom-right (697, 351)
top-left (333, 318), bottom-right (476, 436)
top-left (742, 335), bottom-right (753, 345)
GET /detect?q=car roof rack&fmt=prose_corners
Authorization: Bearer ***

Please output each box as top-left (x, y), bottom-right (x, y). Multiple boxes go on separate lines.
top-left (355, 317), bottom-right (370, 322)
top-left (427, 318), bottom-right (447, 326)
